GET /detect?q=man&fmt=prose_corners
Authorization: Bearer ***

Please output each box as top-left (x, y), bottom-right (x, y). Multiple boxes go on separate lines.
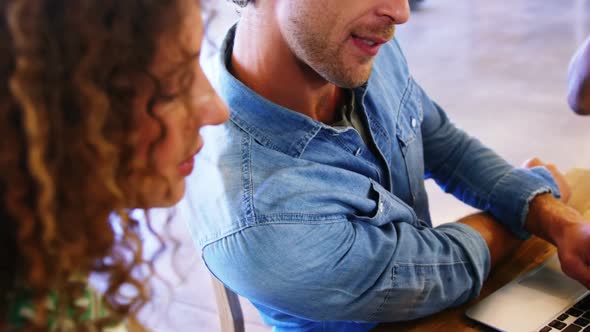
top-left (190, 1), bottom-right (590, 331)
top-left (568, 36), bottom-right (590, 115)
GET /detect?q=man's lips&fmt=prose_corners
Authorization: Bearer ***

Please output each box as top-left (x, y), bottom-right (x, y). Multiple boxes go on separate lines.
top-left (352, 34), bottom-right (388, 46)
top-left (351, 34), bottom-right (388, 56)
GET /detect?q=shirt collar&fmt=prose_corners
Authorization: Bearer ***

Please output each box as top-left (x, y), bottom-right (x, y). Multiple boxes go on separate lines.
top-left (216, 24), bottom-right (369, 158)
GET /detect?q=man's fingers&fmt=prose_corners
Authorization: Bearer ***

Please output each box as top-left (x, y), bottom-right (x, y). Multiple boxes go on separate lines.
top-left (522, 157), bottom-right (543, 168)
top-left (562, 255), bottom-right (590, 289)
top-left (522, 158), bottom-right (557, 173)
top-left (544, 163), bottom-right (559, 174)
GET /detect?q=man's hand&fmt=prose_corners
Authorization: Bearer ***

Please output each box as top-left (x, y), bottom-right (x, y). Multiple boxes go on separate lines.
top-left (526, 194), bottom-right (590, 288)
top-left (523, 158), bottom-right (590, 288)
top-left (522, 157), bottom-right (571, 203)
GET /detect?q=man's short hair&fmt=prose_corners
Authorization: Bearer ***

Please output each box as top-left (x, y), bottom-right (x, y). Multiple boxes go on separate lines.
top-left (231, 0), bottom-right (251, 7)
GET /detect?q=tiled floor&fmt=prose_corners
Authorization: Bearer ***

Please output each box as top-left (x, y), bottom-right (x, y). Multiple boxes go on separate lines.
top-left (140, 1), bottom-right (590, 331)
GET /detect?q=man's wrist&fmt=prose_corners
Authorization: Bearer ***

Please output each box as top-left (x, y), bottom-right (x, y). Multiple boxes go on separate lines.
top-left (525, 193), bottom-right (577, 246)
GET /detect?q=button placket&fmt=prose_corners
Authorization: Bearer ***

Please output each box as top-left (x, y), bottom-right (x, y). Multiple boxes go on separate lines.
top-left (378, 201), bottom-right (384, 213)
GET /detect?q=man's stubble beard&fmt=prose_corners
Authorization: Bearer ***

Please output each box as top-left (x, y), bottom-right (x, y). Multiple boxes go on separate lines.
top-left (288, 21), bottom-right (372, 88)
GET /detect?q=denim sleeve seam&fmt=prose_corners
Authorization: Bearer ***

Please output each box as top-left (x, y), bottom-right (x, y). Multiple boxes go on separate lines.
top-left (438, 222), bottom-right (491, 279)
top-left (241, 134), bottom-right (257, 225)
top-left (198, 214), bottom-right (347, 248)
top-left (368, 265), bottom-right (396, 321)
top-left (200, 228), bottom-right (246, 251)
top-left (256, 213), bottom-right (346, 224)
top-left (393, 261), bottom-right (470, 267)
top-left (199, 218), bottom-right (346, 250)
top-left (368, 261), bottom-right (473, 320)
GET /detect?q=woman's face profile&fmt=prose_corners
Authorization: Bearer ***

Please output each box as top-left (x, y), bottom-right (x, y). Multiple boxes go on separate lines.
top-left (134, 0), bottom-right (229, 207)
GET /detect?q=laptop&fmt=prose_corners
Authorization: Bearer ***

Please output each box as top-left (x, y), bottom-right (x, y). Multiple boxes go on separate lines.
top-left (467, 169), bottom-right (590, 332)
top-left (466, 253), bottom-right (590, 332)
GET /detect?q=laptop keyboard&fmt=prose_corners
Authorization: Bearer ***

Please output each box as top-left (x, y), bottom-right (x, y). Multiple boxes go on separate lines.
top-left (539, 294), bottom-right (590, 331)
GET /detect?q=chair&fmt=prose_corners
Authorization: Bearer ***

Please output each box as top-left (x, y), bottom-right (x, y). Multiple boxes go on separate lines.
top-left (211, 276), bottom-right (245, 332)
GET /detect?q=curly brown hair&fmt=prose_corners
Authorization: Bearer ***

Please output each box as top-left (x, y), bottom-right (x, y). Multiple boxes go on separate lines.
top-left (0, 0), bottom-right (192, 330)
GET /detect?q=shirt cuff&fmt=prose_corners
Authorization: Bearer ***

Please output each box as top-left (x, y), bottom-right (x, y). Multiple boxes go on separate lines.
top-left (487, 166), bottom-right (561, 240)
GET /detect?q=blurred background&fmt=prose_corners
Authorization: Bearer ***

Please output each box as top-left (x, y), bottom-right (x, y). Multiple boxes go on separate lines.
top-left (137, 1), bottom-right (590, 331)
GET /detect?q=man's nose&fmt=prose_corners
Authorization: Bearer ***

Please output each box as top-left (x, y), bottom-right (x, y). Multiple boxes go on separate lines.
top-left (376, 0), bottom-right (410, 24)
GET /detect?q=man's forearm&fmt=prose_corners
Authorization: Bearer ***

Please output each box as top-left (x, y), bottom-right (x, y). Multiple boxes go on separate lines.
top-left (458, 212), bottom-right (522, 268)
top-left (457, 193), bottom-right (575, 270)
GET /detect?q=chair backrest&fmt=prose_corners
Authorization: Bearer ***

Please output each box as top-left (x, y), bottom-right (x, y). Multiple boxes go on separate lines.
top-left (211, 276), bottom-right (245, 332)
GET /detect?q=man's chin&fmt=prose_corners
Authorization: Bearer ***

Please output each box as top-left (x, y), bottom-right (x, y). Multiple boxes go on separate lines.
top-left (332, 74), bottom-right (371, 89)
top-left (328, 66), bottom-right (373, 88)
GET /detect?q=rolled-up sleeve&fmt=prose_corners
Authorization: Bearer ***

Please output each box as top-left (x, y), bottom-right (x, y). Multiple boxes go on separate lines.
top-left (418, 83), bottom-right (560, 239)
top-left (203, 214), bottom-right (490, 323)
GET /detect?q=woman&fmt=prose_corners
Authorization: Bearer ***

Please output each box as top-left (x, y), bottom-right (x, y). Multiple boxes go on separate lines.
top-left (0, 0), bottom-right (228, 330)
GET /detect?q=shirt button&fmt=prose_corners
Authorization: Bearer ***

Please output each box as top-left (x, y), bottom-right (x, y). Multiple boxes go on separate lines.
top-left (411, 118), bottom-right (417, 128)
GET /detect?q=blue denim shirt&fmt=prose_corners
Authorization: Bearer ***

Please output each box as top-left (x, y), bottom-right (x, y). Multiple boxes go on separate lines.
top-left (188, 26), bottom-right (559, 332)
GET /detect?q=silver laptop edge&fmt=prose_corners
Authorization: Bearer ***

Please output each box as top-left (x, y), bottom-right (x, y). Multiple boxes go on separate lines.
top-left (466, 253), bottom-right (589, 332)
